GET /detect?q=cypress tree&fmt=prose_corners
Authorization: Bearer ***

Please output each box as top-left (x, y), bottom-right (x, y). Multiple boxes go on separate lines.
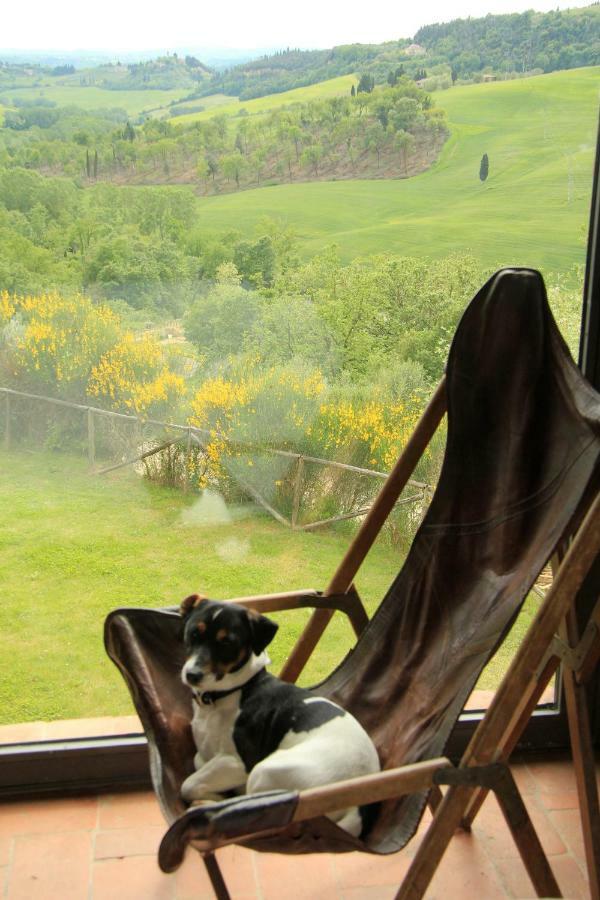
top-left (479, 153), bottom-right (489, 181)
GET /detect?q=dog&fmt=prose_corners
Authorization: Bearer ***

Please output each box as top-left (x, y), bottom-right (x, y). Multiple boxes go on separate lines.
top-left (179, 593), bottom-right (381, 837)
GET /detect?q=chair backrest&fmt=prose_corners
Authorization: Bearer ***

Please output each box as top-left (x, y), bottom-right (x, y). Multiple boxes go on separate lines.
top-left (105, 268), bottom-right (600, 852)
top-left (317, 268), bottom-right (600, 851)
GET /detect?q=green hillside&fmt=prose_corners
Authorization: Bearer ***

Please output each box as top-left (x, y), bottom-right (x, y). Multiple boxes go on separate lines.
top-left (194, 66), bottom-right (599, 275)
top-left (171, 74), bottom-right (357, 124)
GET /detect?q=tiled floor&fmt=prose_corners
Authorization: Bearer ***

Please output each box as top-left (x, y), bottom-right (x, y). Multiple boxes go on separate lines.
top-left (0, 754), bottom-right (597, 899)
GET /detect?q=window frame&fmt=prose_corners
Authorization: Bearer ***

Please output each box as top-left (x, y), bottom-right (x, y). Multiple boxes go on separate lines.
top-left (1, 119), bottom-right (599, 802)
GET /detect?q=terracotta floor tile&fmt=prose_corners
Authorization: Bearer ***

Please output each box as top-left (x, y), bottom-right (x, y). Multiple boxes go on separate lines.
top-left (510, 762), bottom-right (538, 796)
top-left (333, 849), bottom-right (411, 889)
top-left (536, 788), bottom-right (580, 811)
top-left (0, 758), bottom-right (593, 900)
top-left (92, 855), bottom-right (175, 900)
top-left (0, 835), bottom-right (12, 866)
top-left (340, 887), bottom-right (398, 900)
top-left (94, 824), bottom-right (165, 859)
top-left (8, 830), bottom-right (92, 900)
top-left (525, 758), bottom-right (577, 795)
top-left (473, 793), bottom-right (566, 859)
top-left (547, 808), bottom-right (585, 863)
top-left (426, 830), bottom-right (506, 899)
top-left (98, 791), bottom-right (164, 830)
top-left (175, 845), bottom-right (257, 899)
top-left (0, 795), bottom-right (98, 838)
top-left (173, 854), bottom-right (231, 900)
top-left (491, 854), bottom-right (538, 898)
top-left (551, 854), bottom-right (590, 900)
top-left (255, 850), bottom-right (338, 900)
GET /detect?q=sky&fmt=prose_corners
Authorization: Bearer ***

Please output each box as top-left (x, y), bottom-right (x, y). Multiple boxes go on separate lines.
top-left (2, 0), bottom-right (594, 53)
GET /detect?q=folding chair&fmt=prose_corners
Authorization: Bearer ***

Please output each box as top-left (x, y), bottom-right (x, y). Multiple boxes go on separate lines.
top-left (105, 268), bottom-right (600, 899)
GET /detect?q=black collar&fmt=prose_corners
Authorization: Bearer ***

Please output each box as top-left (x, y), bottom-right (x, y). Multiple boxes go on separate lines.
top-left (193, 670), bottom-right (263, 707)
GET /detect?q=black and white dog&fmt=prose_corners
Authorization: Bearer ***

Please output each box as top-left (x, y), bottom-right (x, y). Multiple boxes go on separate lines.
top-left (179, 593), bottom-right (380, 836)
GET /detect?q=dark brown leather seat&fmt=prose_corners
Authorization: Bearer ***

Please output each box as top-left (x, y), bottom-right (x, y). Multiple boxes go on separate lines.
top-left (105, 268), bottom-right (600, 888)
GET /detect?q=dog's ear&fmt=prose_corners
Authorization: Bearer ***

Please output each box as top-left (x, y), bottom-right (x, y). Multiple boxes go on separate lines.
top-left (180, 593), bottom-right (208, 618)
top-left (247, 611), bottom-right (278, 654)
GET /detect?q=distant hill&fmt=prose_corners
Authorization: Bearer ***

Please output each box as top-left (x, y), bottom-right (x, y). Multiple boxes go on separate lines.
top-left (415, 5), bottom-right (600, 77)
top-left (68, 56), bottom-right (213, 91)
top-left (0, 54), bottom-right (213, 94)
top-left (198, 4), bottom-right (600, 100)
top-left (200, 43), bottom-right (414, 101)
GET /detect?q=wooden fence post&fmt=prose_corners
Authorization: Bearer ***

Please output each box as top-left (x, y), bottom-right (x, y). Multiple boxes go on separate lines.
top-left (3, 393), bottom-right (10, 452)
top-left (291, 455), bottom-right (304, 529)
top-left (183, 427), bottom-right (192, 493)
top-left (87, 408), bottom-right (95, 471)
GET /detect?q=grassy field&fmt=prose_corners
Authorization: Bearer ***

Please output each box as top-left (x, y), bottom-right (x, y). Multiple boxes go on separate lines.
top-left (194, 67), bottom-right (599, 275)
top-left (0, 84), bottom-right (190, 116)
top-left (161, 92), bottom-right (238, 119)
top-left (0, 451), bottom-right (400, 724)
top-left (0, 449), bottom-right (539, 726)
top-left (173, 75), bottom-right (357, 125)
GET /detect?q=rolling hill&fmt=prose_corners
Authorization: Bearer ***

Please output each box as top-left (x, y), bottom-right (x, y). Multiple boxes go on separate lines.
top-left (191, 66), bottom-right (599, 276)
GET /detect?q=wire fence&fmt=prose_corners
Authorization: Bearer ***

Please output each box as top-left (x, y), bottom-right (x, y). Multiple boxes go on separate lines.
top-left (0, 386), bottom-right (431, 538)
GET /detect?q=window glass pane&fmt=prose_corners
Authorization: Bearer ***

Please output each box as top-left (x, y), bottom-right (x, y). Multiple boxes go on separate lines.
top-left (0, 6), bottom-right (598, 739)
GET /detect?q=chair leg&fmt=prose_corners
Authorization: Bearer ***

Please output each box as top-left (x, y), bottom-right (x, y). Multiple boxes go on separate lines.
top-left (561, 609), bottom-right (600, 900)
top-left (203, 853), bottom-right (231, 900)
top-left (396, 764), bottom-right (562, 900)
top-left (492, 765), bottom-right (561, 898)
top-left (394, 783), bottom-right (473, 900)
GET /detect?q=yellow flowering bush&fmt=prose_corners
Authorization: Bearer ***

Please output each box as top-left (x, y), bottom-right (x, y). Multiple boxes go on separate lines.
top-left (1, 290), bottom-right (120, 391)
top-left (0, 290), bottom-right (185, 420)
top-left (188, 359), bottom-right (325, 489)
top-left (312, 399), bottom-right (421, 472)
top-left (88, 334), bottom-right (186, 417)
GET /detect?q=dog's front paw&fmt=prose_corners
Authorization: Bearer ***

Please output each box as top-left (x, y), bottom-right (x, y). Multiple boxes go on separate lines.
top-left (181, 773), bottom-right (210, 804)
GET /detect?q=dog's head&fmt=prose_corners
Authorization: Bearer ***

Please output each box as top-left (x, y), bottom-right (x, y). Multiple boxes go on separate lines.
top-left (179, 593), bottom-right (278, 690)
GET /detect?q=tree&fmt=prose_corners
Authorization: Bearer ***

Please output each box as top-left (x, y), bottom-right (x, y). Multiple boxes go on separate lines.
top-left (183, 264), bottom-right (260, 360)
top-left (394, 130), bottom-right (415, 175)
top-left (196, 154), bottom-right (210, 190)
top-left (300, 144), bottom-right (323, 176)
top-left (365, 123), bottom-right (386, 168)
top-left (250, 148), bottom-right (267, 184)
top-left (233, 235), bottom-right (276, 286)
top-left (479, 153), bottom-right (489, 181)
top-left (221, 151), bottom-right (247, 188)
top-left (123, 121), bottom-right (136, 142)
top-left (350, 84), bottom-right (356, 97)
top-left (357, 73), bottom-right (375, 94)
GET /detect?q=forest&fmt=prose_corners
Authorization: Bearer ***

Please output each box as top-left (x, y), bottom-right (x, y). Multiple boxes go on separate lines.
top-left (199, 4), bottom-right (600, 99)
top-left (0, 78), bottom-right (448, 193)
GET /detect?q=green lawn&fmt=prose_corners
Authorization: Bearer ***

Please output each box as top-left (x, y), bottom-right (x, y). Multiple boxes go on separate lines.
top-left (0, 451), bottom-right (401, 724)
top-left (194, 67), bottom-right (599, 276)
top-left (0, 449), bottom-right (541, 726)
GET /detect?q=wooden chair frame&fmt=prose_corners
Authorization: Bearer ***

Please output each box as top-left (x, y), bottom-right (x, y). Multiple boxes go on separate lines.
top-left (185, 376), bottom-right (600, 900)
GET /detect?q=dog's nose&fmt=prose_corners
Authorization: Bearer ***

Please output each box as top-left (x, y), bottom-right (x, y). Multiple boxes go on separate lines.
top-left (186, 670), bottom-right (203, 686)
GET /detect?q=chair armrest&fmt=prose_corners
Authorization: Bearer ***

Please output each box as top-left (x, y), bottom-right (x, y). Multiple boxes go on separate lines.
top-left (292, 757), bottom-right (452, 823)
top-left (158, 758), bottom-right (453, 870)
top-left (159, 790), bottom-right (299, 872)
top-left (223, 586), bottom-right (369, 638)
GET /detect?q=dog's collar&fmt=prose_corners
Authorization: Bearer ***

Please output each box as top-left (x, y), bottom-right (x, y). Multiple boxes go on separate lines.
top-left (194, 670), bottom-right (264, 707)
